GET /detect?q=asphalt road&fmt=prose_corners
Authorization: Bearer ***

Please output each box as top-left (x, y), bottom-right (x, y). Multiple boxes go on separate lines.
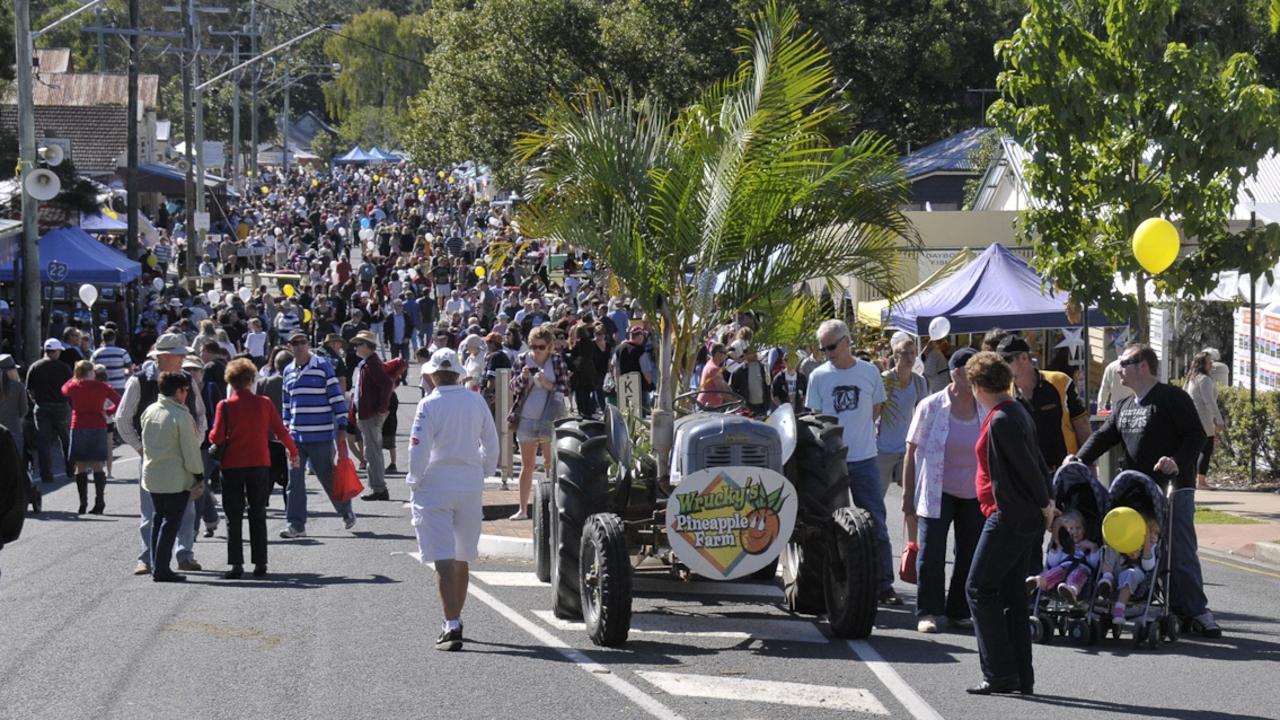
top-left (3, 397), bottom-right (1279, 720)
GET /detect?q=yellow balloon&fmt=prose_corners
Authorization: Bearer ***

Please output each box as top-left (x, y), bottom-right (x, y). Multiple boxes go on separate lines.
top-left (311, 179), bottom-right (319, 188)
top-left (447, 176), bottom-right (455, 184)
top-left (246, 170), bottom-right (253, 177)
top-left (475, 266), bottom-right (486, 278)
top-left (283, 284), bottom-right (296, 298)
top-left (373, 174), bottom-right (380, 182)
top-left (1102, 507), bottom-right (1146, 555)
top-left (413, 176), bottom-right (421, 185)
top-left (146, 254), bottom-right (159, 268)
top-left (437, 171), bottom-right (446, 178)
top-left (1132, 217), bottom-right (1180, 275)
top-left (303, 309), bottom-right (312, 323)
top-left (261, 186), bottom-right (270, 194)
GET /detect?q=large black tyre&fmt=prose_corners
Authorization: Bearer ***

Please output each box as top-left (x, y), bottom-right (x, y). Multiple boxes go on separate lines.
top-left (824, 506), bottom-right (878, 638)
top-left (533, 478), bottom-right (552, 582)
top-left (552, 418), bottom-right (612, 619)
top-left (781, 535), bottom-right (825, 614)
top-left (580, 512), bottom-right (632, 647)
top-left (786, 414), bottom-right (852, 526)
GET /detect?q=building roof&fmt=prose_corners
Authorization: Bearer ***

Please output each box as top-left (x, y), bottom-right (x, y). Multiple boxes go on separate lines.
top-left (970, 135), bottom-right (1036, 211)
top-left (34, 48), bottom-right (72, 74)
top-left (0, 105), bottom-right (129, 175)
top-left (900, 127), bottom-right (993, 180)
top-left (7, 73), bottom-right (160, 113)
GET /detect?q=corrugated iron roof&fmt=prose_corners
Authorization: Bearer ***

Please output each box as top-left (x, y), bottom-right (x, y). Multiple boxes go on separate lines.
top-left (5, 73), bottom-right (159, 111)
top-left (0, 105), bottom-right (129, 174)
top-left (900, 127), bottom-right (994, 179)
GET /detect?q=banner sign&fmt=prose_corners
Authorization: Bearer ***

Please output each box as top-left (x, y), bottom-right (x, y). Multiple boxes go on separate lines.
top-left (665, 467), bottom-right (796, 580)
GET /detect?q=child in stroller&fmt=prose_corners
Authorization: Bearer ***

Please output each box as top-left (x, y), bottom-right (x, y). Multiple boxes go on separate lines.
top-left (1026, 509), bottom-right (1100, 604)
top-left (1098, 516), bottom-right (1160, 624)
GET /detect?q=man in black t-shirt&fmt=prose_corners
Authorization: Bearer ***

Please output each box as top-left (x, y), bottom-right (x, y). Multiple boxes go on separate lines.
top-left (1070, 345), bottom-right (1218, 638)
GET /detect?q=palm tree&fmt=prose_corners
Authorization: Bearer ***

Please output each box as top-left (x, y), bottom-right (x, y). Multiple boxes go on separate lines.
top-left (516, 1), bottom-right (918, 475)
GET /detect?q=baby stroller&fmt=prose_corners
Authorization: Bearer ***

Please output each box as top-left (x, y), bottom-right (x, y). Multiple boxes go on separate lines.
top-left (1029, 462), bottom-right (1110, 646)
top-left (1099, 470), bottom-right (1179, 650)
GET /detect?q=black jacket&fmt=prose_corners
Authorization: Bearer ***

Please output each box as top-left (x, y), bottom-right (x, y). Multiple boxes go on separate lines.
top-left (986, 401), bottom-right (1051, 522)
top-left (1077, 382), bottom-right (1205, 490)
top-left (0, 424), bottom-right (28, 549)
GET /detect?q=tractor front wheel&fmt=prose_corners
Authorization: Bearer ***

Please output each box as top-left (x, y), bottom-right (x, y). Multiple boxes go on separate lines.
top-left (823, 506), bottom-right (878, 638)
top-left (580, 513), bottom-right (632, 647)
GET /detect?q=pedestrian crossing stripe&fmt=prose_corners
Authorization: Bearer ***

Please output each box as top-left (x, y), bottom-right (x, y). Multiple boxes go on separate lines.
top-left (471, 571), bottom-right (544, 586)
top-left (469, 571), bottom-right (784, 599)
top-left (635, 671), bottom-right (890, 715)
top-left (531, 610), bottom-right (828, 644)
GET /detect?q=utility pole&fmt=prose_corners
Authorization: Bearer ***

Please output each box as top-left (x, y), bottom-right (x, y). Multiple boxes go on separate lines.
top-left (181, 0), bottom-right (197, 279)
top-left (126, 0), bottom-right (140, 259)
top-left (94, 4), bottom-right (107, 71)
top-left (210, 23), bottom-right (260, 193)
top-left (250, 0), bottom-right (260, 181)
top-left (281, 67), bottom-right (291, 179)
top-left (14, 0), bottom-right (39, 365)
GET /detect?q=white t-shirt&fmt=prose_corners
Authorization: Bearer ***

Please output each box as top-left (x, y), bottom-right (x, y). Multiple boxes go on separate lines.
top-left (805, 359), bottom-right (887, 462)
top-left (245, 331), bottom-right (269, 358)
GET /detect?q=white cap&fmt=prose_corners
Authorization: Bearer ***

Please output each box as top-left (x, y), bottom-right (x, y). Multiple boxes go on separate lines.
top-left (424, 348), bottom-right (460, 375)
top-left (43, 338), bottom-right (65, 351)
top-left (1202, 347), bottom-right (1221, 362)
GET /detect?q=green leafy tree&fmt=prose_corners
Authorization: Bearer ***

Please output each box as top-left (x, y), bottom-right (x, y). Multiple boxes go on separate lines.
top-left (322, 9), bottom-right (430, 122)
top-left (989, 0), bottom-right (1280, 338)
top-left (335, 106), bottom-right (400, 149)
top-left (518, 2), bottom-right (918, 467)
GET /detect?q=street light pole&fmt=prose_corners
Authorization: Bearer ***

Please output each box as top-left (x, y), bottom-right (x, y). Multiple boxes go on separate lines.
top-left (181, 0), bottom-right (197, 279)
top-left (14, 0), bottom-right (39, 365)
top-left (126, 0), bottom-right (141, 259)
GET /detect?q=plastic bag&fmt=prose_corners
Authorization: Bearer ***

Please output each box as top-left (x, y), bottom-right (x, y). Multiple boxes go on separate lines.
top-left (898, 539), bottom-right (919, 585)
top-left (332, 441), bottom-right (364, 503)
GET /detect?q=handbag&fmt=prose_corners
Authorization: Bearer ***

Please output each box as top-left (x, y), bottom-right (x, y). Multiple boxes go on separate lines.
top-left (208, 400), bottom-right (229, 463)
top-left (898, 527), bottom-right (919, 585)
top-left (331, 440), bottom-right (364, 503)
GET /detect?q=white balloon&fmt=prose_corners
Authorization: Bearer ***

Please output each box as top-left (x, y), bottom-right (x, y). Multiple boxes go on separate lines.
top-left (928, 316), bottom-right (951, 341)
top-left (237, 287), bottom-right (252, 302)
top-left (359, 228), bottom-right (373, 241)
top-left (152, 277), bottom-right (164, 291)
top-left (207, 289), bottom-right (221, 305)
top-left (891, 331), bottom-right (910, 347)
top-left (78, 284), bottom-right (99, 307)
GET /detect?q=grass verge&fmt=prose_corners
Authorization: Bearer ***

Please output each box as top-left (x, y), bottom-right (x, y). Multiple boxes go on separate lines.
top-left (1194, 506), bottom-right (1265, 525)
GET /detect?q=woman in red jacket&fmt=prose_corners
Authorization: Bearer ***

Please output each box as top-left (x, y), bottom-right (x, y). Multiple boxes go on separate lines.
top-left (62, 360), bottom-right (121, 515)
top-left (209, 358), bottom-right (299, 579)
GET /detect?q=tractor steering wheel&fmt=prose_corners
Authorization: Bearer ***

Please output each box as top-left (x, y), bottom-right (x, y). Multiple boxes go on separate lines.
top-left (674, 389), bottom-right (746, 416)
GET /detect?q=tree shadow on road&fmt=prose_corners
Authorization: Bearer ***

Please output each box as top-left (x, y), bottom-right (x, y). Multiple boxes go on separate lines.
top-left (1021, 693), bottom-right (1274, 720)
top-left (182, 572), bottom-right (401, 589)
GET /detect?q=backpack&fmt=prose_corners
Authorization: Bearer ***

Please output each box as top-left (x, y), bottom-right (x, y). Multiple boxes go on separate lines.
top-left (0, 425), bottom-right (28, 548)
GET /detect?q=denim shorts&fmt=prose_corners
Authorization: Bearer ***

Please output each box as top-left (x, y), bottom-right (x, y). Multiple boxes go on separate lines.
top-left (516, 416), bottom-right (554, 444)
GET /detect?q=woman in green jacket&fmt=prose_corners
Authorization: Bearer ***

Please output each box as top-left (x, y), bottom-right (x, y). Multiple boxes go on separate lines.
top-left (140, 372), bottom-right (205, 582)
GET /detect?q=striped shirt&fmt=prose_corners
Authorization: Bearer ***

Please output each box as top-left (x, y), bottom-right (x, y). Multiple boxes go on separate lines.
top-left (275, 311), bottom-right (300, 337)
top-left (282, 354), bottom-right (348, 444)
top-left (91, 345), bottom-right (131, 393)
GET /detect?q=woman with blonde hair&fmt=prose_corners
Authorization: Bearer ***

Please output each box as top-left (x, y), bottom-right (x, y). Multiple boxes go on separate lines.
top-left (507, 324), bottom-right (571, 520)
top-left (61, 360), bottom-right (121, 514)
top-left (1184, 351), bottom-right (1225, 491)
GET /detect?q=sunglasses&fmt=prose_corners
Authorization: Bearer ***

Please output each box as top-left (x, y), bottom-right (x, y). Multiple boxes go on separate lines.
top-left (821, 336), bottom-right (847, 353)
top-left (1119, 356), bottom-right (1144, 368)
top-left (529, 344), bottom-right (548, 350)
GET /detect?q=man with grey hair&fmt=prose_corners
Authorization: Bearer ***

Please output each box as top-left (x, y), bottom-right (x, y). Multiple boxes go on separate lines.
top-left (806, 319), bottom-right (900, 605)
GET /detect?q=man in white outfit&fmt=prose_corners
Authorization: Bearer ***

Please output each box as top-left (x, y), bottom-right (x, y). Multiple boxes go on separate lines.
top-left (408, 348), bottom-right (499, 651)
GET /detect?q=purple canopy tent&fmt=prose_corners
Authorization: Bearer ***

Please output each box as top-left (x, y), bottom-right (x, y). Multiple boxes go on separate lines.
top-left (883, 243), bottom-right (1115, 335)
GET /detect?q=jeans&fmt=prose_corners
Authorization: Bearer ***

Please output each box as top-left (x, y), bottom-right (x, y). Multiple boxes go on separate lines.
top-left (916, 493), bottom-right (984, 620)
top-left (391, 341), bottom-right (410, 365)
top-left (222, 467), bottom-right (272, 566)
top-left (967, 510), bottom-right (1041, 687)
top-left (574, 385), bottom-right (598, 418)
top-left (139, 485), bottom-right (196, 563)
top-left (847, 458), bottom-right (893, 594)
top-left (1169, 487), bottom-right (1209, 618)
top-left (286, 439), bottom-right (352, 531)
top-left (357, 414), bottom-right (389, 492)
top-left (34, 403), bottom-right (71, 483)
top-left (149, 490), bottom-right (191, 576)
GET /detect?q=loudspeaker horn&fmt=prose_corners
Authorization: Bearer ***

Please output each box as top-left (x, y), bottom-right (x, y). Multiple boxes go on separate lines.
top-left (38, 144), bottom-right (64, 167)
top-left (175, 158), bottom-right (191, 174)
top-left (24, 168), bottom-right (62, 201)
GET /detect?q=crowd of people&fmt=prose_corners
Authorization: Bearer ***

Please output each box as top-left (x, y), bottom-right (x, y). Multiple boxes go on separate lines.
top-left (0, 162), bottom-right (1228, 669)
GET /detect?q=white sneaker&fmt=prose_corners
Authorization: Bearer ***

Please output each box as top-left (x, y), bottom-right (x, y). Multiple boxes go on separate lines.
top-left (279, 526), bottom-right (306, 539)
top-left (917, 616), bottom-right (940, 634)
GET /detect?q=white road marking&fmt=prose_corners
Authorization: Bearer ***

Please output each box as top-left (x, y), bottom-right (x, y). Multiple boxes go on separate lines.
top-left (463, 582), bottom-right (688, 720)
top-left (636, 671), bottom-right (889, 715)
top-left (633, 576), bottom-right (784, 599)
top-left (471, 570), bottom-right (545, 586)
top-left (847, 640), bottom-right (945, 720)
top-left (532, 610), bottom-right (827, 644)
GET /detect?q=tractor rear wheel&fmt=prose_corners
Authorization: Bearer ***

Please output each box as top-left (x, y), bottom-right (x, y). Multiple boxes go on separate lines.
top-left (786, 413), bottom-right (852, 525)
top-left (824, 506), bottom-right (878, 638)
top-left (533, 478), bottom-right (552, 582)
top-left (552, 418), bottom-right (612, 619)
top-left (580, 512), bottom-right (632, 647)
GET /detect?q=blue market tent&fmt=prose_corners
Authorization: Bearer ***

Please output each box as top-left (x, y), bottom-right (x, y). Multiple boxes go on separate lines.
top-left (335, 146), bottom-right (370, 164)
top-left (79, 209), bottom-right (127, 233)
top-left (0, 226), bottom-right (142, 284)
top-left (366, 147), bottom-right (402, 162)
top-left (883, 242), bottom-right (1113, 335)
